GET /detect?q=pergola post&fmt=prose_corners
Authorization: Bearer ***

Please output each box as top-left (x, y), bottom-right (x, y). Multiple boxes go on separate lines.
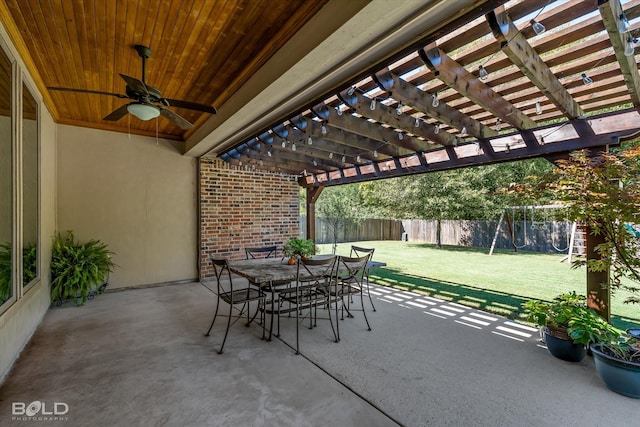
top-left (585, 224), bottom-right (610, 321)
top-left (306, 186), bottom-right (324, 244)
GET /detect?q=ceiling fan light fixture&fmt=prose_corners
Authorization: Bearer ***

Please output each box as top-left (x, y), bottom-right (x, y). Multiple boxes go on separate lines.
top-left (127, 103), bottom-right (160, 121)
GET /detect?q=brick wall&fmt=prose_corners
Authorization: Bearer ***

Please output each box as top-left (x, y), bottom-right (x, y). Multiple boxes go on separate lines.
top-left (199, 158), bottom-right (300, 279)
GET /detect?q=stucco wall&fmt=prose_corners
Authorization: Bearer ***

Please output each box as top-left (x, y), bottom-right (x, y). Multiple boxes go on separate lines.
top-left (56, 125), bottom-right (198, 288)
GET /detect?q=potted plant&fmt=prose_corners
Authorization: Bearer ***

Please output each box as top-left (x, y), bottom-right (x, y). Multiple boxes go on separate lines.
top-left (50, 230), bottom-right (115, 306)
top-left (523, 292), bottom-right (621, 362)
top-left (590, 332), bottom-right (640, 398)
top-left (283, 238), bottom-right (315, 264)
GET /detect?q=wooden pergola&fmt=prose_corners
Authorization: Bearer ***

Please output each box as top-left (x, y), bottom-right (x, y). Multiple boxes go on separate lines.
top-left (217, 0), bottom-right (640, 319)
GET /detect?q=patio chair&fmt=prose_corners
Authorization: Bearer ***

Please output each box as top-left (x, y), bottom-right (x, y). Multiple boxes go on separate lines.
top-left (245, 246), bottom-right (277, 259)
top-left (350, 245), bottom-right (377, 311)
top-left (277, 255), bottom-right (339, 354)
top-left (334, 253), bottom-right (372, 337)
top-left (204, 258), bottom-right (265, 354)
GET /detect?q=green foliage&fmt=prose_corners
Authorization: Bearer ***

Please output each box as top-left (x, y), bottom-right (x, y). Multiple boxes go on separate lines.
top-left (0, 242), bottom-right (11, 303)
top-left (523, 292), bottom-right (622, 345)
top-left (316, 185), bottom-right (368, 253)
top-left (0, 242), bottom-right (39, 303)
top-left (50, 231), bottom-right (115, 306)
top-left (283, 237), bottom-right (315, 259)
top-left (506, 147), bottom-right (640, 304)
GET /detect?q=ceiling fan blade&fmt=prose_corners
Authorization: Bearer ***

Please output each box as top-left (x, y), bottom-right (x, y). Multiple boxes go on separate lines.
top-left (160, 108), bottom-right (193, 130)
top-left (103, 104), bottom-right (131, 121)
top-left (119, 74), bottom-right (148, 95)
top-left (47, 86), bottom-right (128, 99)
top-left (163, 98), bottom-right (217, 114)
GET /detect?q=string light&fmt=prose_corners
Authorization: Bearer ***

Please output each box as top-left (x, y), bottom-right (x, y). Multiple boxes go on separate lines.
top-left (535, 101), bottom-right (542, 115)
top-left (478, 65), bottom-right (489, 80)
top-left (581, 73), bottom-right (593, 85)
top-left (431, 92), bottom-right (439, 108)
top-left (370, 97), bottom-right (377, 110)
top-left (530, 19), bottom-right (545, 35)
top-left (619, 11), bottom-right (630, 33)
top-left (625, 36), bottom-right (636, 57)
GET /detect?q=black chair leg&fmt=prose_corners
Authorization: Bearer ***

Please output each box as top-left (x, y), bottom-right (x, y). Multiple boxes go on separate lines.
top-left (205, 296), bottom-right (221, 336)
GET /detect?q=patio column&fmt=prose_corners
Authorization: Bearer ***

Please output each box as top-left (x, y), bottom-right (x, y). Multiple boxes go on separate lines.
top-left (586, 223), bottom-right (610, 321)
top-left (306, 187), bottom-right (323, 243)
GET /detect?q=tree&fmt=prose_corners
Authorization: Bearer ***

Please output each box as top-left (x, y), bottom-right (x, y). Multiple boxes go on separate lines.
top-left (360, 160), bottom-right (551, 247)
top-left (506, 147), bottom-right (640, 309)
top-left (316, 185), bottom-right (367, 254)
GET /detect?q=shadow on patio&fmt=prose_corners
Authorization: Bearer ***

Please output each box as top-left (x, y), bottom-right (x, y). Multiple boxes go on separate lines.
top-left (1, 281), bottom-right (637, 426)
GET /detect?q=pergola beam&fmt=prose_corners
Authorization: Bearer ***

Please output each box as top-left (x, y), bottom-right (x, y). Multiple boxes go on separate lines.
top-left (598, 0), bottom-right (640, 110)
top-left (420, 44), bottom-right (537, 130)
top-left (487, 6), bottom-right (585, 120)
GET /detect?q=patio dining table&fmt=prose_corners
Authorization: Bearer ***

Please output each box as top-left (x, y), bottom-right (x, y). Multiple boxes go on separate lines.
top-left (227, 257), bottom-right (386, 341)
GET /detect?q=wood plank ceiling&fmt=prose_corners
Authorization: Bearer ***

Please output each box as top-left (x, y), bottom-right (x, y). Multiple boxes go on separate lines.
top-left (214, 0), bottom-right (640, 188)
top-left (1, 0), bottom-right (328, 140)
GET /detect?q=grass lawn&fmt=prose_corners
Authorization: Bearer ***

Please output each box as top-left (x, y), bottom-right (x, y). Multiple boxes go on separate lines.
top-left (317, 240), bottom-right (640, 330)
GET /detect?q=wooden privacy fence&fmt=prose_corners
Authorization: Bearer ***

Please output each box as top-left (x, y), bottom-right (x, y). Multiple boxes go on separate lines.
top-left (302, 217), bottom-right (573, 254)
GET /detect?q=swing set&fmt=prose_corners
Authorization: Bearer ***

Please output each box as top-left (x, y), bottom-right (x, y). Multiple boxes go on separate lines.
top-left (489, 204), bottom-right (576, 256)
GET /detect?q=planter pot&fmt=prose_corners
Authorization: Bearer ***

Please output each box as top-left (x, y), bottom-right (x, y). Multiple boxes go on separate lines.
top-left (543, 327), bottom-right (586, 362)
top-left (590, 343), bottom-right (640, 398)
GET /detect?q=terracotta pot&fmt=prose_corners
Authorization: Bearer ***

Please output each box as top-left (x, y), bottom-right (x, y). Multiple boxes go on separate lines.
top-left (287, 257), bottom-right (296, 265)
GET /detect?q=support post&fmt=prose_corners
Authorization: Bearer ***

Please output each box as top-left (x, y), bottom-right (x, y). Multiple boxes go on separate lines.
top-left (306, 187), bottom-right (323, 244)
top-left (585, 224), bottom-right (610, 321)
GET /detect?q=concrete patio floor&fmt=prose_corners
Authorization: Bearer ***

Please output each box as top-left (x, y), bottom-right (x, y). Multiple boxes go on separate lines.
top-left (0, 280), bottom-right (638, 426)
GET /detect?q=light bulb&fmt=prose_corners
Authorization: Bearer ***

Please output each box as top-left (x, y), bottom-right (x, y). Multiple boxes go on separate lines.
top-left (625, 36), bottom-right (635, 57)
top-left (321, 124), bottom-right (327, 135)
top-left (530, 19), bottom-right (545, 35)
top-left (347, 86), bottom-right (355, 96)
top-left (396, 102), bottom-right (403, 115)
top-left (370, 98), bottom-right (377, 110)
top-left (460, 126), bottom-right (467, 137)
top-left (312, 159), bottom-right (318, 166)
top-left (342, 155), bottom-right (346, 163)
top-left (581, 73), bottom-right (593, 85)
top-left (434, 123), bottom-right (440, 134)
top-left (478, 65), bottom-right (489, 80)
top-left (291, 143), bottom-right (296, 151)
top-left (495, 118), bottom-right (501, 130)
top-left (398, 132), bottom-right (403, 140)
top-left (329, 152), bottom-right (333, 159)
top-left (373, 150), bottom-right (378, 158)
top-left (336, 106), bottom-right (343, 116)
top-left (307, 136), bottom-right (313, 145)
top-left (303, 170), bottom-right (307, 176)
top-left (535, 101), bottom-right (542, 115)
top-left (356, 155), bottom-right (361, 163)
top-left (414, 117), bottom-right (420, 128)
top-left (431, 93), bottom-right (439, 108)
top-left (619, 12), bottom-right (630, 33)
top-left (281, 140), bottom-right (286, 148)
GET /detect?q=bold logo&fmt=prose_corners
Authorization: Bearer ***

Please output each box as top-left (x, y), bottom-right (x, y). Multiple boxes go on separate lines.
top-left (12, 401), bottom-right (69, 420)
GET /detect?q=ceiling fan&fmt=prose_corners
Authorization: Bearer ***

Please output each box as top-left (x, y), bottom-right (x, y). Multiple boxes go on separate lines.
top-left (47, 45), bottom-right (216, 130)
